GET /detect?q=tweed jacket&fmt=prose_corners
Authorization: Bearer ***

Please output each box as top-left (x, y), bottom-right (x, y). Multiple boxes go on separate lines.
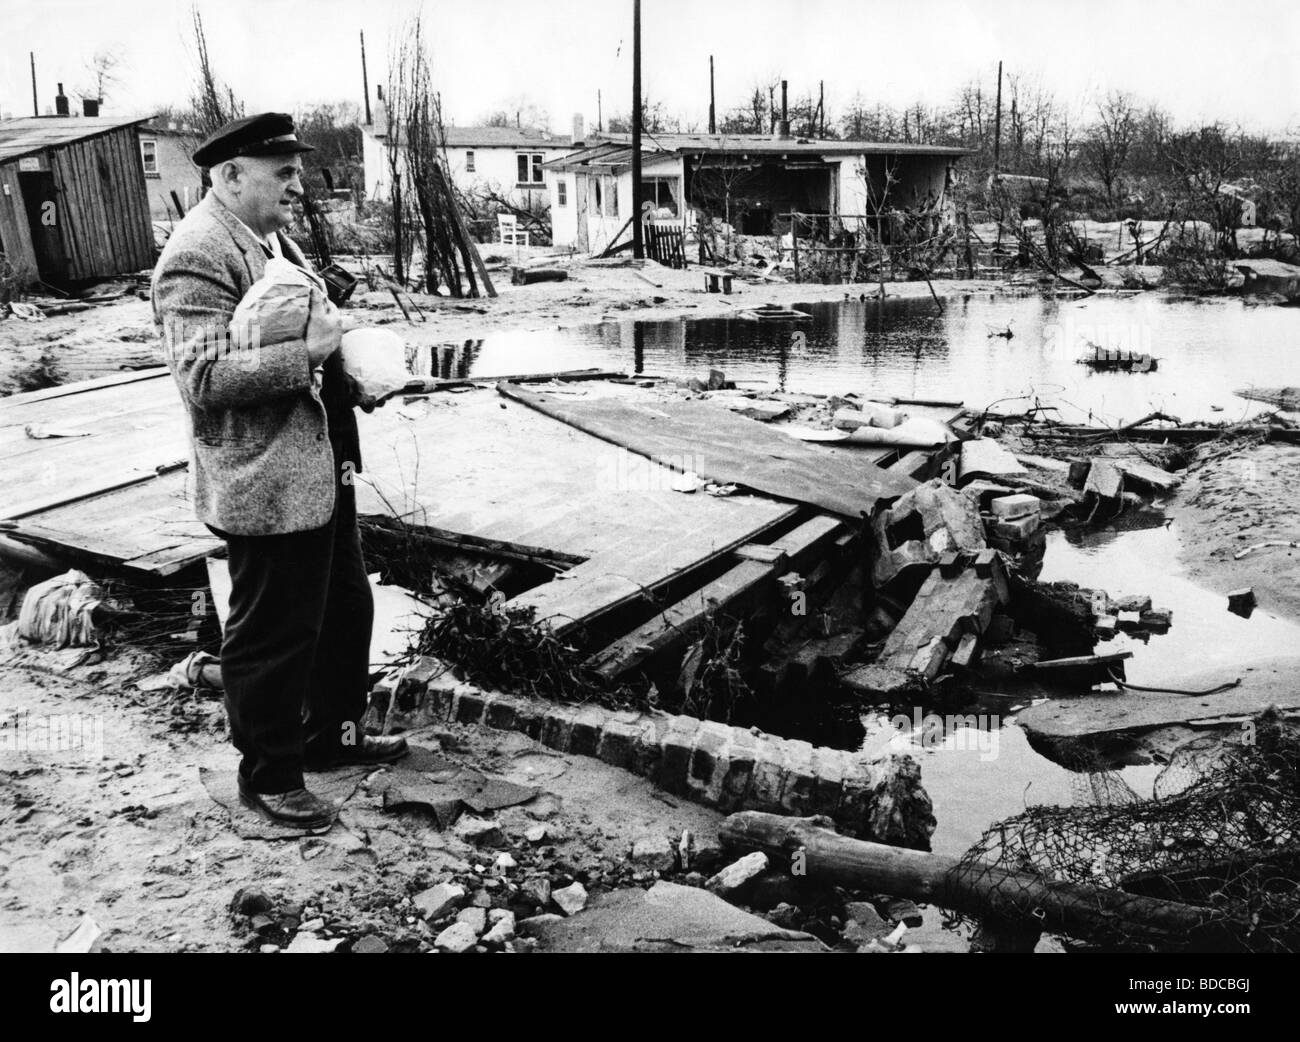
top-left (152, 193), bottom-right (359, 536)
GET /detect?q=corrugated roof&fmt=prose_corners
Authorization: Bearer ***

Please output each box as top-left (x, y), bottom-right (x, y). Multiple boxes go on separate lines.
top-left (0, 115), bottom-right (152, 163)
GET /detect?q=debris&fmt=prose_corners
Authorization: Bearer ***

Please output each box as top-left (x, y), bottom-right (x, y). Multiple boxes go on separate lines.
top-left (989, 493), bottom-right (1041, 520)
top-left (455, 906), bottom-right (488, 935)
top-left (552, 882), bottom-right (589, 916)
top-left (1228, 588), bottom-right (1257, 617)
top-left (433, 921), bottom-right (479, 953)
top-left (352, 935), bottom-right (389, 954)
top-left (871, 479), bottom-right (986, 589)
top-left (706, 851), bottom-right (770, 897)
top-left (959, 439), bottom-right (1028, 484)
top-left (831, 402), bottom-right (905, 430)
top-left (24, 424), bottom-right (91, 439)
top-left (482, 912), bottom-right (516, 945)
top-left (1234, 540), bottom-right (1300, 560)
top-left (0, 569), bottom-right (106, 649)
top-left (285, 933), bottom-right (344, 954)
top-left (511, 266), bottom-right (568, 285)
top-left (521, 878), bottom-right (553, 909)
top-left (413, 882), bottom-right (466, 921)
top-left (882, 898), bottom-right (925, 928)
top-left (1084, 459), bottom-right (1123, 499)
top-left (524, 824), bottom-right (548, 845)
top-left (723, 397), bottom-right (790, 422)
top-left (56, 914), bottom-right (102, 954)
top-left (630, 833), bottom-right (676, 873)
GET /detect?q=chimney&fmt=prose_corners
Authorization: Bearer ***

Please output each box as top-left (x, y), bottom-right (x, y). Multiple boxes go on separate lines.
top-left (516, 110), bottom-right (521, 129)
top-left (777, 79), bottom-right (790, 139)
top-left (55, 83), bottom-right (69, 116)
top-left (572, 113), bottom-right (585, 146)
top-left (376, 85), bottom-right (384, 102)
top-left (82, 98), bottom-right (99, 117)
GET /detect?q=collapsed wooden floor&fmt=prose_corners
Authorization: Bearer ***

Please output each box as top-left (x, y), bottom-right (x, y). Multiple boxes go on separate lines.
top-left (0, 370), bottom-right (959, 643)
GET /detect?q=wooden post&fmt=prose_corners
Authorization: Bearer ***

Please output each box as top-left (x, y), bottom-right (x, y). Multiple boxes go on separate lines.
top-left (30, 52), bottom-right (38, 117)
top-left (993, 60), bottom-right (1003, 177)
top-left (631, 0), bottom-right (643, 260)
top-left (360, 32), bottom-right (372, 126)
top-left (709, 55), bottom-right (716, 135)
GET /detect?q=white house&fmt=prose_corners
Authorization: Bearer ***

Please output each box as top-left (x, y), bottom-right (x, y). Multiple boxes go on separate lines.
top-left (360, 104), bottom-right (578, 209)
top-left (545, 132), bottom-right (968, 254)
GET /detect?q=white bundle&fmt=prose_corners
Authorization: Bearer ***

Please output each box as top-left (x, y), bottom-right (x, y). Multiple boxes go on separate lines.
top-left (339, 328), bottom-right (412, 407)
top-left (15, 569), bottom-right (104, 648)
top-left (231, 257), bottom-right (332, 348)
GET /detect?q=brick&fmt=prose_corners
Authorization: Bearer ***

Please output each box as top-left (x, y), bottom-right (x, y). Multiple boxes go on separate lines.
top-left (595, 720), bottom-right (640, 770)
top-left (688, 721), bottom-right (731, 801)
top-left (749, 740), bottom-right (787, 810)
top-left (454, 688), bottom-right (486, 724)
top-left (778, 739), bottom-right (817, 815)
top-left (657, 716), bottom-right (697, 796)
top-left (628, 716), bottom-right (667, 778)
top-left (539, 708), bottom-right (576, 751)
top-left (568, 707), bottom-right (607, 757)
top-left (986, 514), bottom-right (1040, 541)
top-left (810, 746), bottom-right (847, 817)
top-left (990, 493), bottom-right (1040, 520)
top-left (483, 694), bottom-right (519, 731)
top-left (719, 729), bottom-right (758, 808)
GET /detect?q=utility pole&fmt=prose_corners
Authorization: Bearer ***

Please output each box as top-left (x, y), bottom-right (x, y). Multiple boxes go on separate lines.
top-left (631, 0), bottom-right (643, 259)
top-left (709, 55), bottom-right (716, 135)
top-left (360, 31), bottom-right (372, 125)
top-left (818, 80), bottom-right (825, 137)
top-left (993, 60), bottom-right (1003, 177)
top-left (30, 52), bottom-right (38, 116)
top-left (597, 89), bottom-right (602, 133)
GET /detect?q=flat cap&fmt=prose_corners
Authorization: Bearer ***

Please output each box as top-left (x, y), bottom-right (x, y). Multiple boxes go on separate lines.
top-left (192, 112), bottom-right (315, 168)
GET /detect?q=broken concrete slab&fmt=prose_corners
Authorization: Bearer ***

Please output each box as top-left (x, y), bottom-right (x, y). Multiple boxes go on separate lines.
top-left (552, 882), bottom-right (589, 916)
top-left (958, 439), bottom-right (1027, 485)
top-left (524, 881), bottom-right (828, 952)
top-left (433, 921), bottom-right (479, 953)
top-left (1084, 458), bottom-right (1123, 499)
top-left (414, 882), bottom-right (466, 921)
top-left (1016, 657), bottom-right (1300, 740)
top-left (872, 478), bottom-right (986, 589)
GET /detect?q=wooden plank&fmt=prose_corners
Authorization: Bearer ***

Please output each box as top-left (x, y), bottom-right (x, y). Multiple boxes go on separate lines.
top-left (1016, 657), bottom-right (1300, 740)
top-left (498, 383), bottom-right (917, 519)
top-left (585, 514), bottom-right (843, 679)
top-left (0, 164), bottom-right (39, 278)
top-left (0, 367), bottom-right (169, 407)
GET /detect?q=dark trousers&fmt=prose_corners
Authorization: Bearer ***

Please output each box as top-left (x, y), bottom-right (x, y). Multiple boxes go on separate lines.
top-left (210, 436), bottom-right (373, 794)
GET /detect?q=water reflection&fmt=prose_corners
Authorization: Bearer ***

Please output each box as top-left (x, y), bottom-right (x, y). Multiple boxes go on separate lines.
top-left (460, 293), bottom-right (1300, 425)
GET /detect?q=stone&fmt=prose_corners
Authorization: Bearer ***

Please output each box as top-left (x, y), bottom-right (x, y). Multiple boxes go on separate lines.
top-left (990, 493), bottom-right (1040, 520)
top-left (629, 833), bottom-right (676, 873)
top-left (433, 922), bottom-right (479, 954)
top-left (552, 882), bottom-right (589, 916)
top-left (454, 816), bottom-right (505, 847)
top-left (352, 935), bottom-right (389, 954)
top-left (882, 898), bottom-right (925, 927)
top-left (1139, 608), bottom-right (1173, 632)
top-left (524, 824), bottom-right (548, 844)
top-left (521, 877), bottom-right (552, 909)
top-left (413, 882), bottom-right (466, 922)
top-left (1114, 594), bottom-right (1152, 613)
top-left (843, 901), bottom-right (888, 932)
top-left (285, 933), bottom-right (343, 954)
top-left (456, 907), bottom-right (488, 935)
top-left (230, 887), bottom-right (273, 917)
top-left (517, 914), bottom-right (563, 937)
top-left (705, 851), bottom-right (769, 897)
top-left (1228, 588), bottom-right (1256, 616)
top-left (299, 917), bottom-right (324, 932)
top-left (482, 912), bottom-right (516, 945)
top-left (470, 889), bottom-right (492, 908)
top-left (494, 852), bottom-right (518, 871)
top-left (1084, 459), bottom-right (1123, 499)
top-left (986, 513), bottom-right (1040, 541)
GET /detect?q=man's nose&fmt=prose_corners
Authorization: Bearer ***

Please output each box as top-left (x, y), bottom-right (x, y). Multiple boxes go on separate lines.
top-left (286, 175), bottom-right (303, 197)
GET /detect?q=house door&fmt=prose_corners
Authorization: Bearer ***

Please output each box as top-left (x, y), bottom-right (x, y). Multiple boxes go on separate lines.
top-left (19, 171), bottom-right (69, 283)
top-left (575, 175), bottom-right (590, 252)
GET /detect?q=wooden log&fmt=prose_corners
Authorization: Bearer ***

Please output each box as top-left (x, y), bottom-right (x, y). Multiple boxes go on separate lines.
top-left (719, 812), bottom-right (1252, 950)
top-left (510, 266), bottom-right (569, 285)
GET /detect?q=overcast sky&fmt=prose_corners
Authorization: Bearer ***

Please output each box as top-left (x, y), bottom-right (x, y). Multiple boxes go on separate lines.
top-left (3, 0), bottom-right (1298, 136)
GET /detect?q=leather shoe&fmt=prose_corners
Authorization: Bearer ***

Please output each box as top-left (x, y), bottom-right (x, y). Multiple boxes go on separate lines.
top-left (303, 734), bottom-right (409, 771)
top-left (237, 778), bottom-right (334, 829)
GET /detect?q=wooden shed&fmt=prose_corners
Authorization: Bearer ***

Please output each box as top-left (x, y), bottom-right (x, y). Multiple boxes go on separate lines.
top-left (0, 116), bottom-right (155, 286)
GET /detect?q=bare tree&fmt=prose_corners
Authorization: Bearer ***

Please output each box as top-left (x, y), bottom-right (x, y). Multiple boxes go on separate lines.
top-left (77, 49), bottom-right (122, 105)
top-left (1084, 90), bottom-right (1138, 205)
top-left (187, 6), bottom-right (241, 138)
top-left (1163, 124), bottom-right (1248, 252)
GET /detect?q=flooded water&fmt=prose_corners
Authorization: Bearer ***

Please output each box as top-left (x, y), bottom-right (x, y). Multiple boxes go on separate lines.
top-left (452, 291), bottom-right (1300, 425)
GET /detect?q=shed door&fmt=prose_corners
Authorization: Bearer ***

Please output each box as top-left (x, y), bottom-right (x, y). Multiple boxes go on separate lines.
top-left (19, 171), bottom-right (69, 283)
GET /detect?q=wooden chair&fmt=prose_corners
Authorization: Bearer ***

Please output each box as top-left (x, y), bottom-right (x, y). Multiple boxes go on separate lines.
top-left (498, 213), bottom-right (530, 247)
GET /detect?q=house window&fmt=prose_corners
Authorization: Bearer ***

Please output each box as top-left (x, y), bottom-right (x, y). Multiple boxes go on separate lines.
top-left (140, 139), bottom-right (158, 176)
top-left (517, 152), bottom-right (544, 185)
top-left (465, 150), bottom-right (475, 173)
top-left (557, 179), bottom-right (567, 206)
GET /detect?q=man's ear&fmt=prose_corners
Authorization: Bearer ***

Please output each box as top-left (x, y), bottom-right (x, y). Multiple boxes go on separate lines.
top-left (216, 160), bottom-right (242, 192)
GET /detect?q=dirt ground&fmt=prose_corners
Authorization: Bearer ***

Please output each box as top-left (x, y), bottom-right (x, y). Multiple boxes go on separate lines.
top-left (1171, 440), bottom-right (1300, 623)
top-left (0, 646), bottom-right (728, 953)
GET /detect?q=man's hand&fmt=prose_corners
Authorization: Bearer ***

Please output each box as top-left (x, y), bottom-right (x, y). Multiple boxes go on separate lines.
top-left (305, 295), bottom-right (341, 368)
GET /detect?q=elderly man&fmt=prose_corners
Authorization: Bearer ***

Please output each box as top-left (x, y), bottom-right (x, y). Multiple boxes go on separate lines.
top-left (153, 113), bottom-right (406, 829)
